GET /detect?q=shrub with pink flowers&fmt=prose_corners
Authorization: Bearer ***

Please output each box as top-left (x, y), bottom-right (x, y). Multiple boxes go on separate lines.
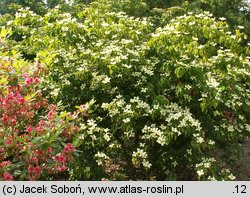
top-left (0, 0), bottom-right (250, 181)
top-left (0, 52), bottom-right (81, 180)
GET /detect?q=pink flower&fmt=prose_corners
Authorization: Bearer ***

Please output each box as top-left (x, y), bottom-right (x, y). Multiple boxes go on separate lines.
top-left (11, 119), bottom-right (17, 125)
top-left (4, 172), bottom-right (13, 181)
top-left (29, 77), bottom-right (34, 83)
top-left (49, 104), bottom-right (57, 111)
top-left (61, 165), bottom-right (67, 172)
top-left (80, 104), bottom-right (88, 111)
top-left (34, 77), bottom-right (39, 84)
top-left (56, 166), bottom-right (62, 172)
top-left (47, 147), bottom-right (53, 153)
top-left (35, 166), bottom-right (41, 175)
top-left (25, 77), bottom-right (34, 86)
top-left (26, 126), bottom-right (33, 133)
top-left (48, 110), bottom-right (54, 120)
top-left (37, 150), bottom-right (43, 157)
top-left (19, 97), bottom-right (25, 104)
top-left (74, 125), bottom-right (79, 132)
top-left (25, 78), bottom-right (30, 86)
top-left (37, 91), bottom-right (42, 97)
top-left (5, 139), bottom-right (12, 145)
top-left (64, 146), bottom-right (70, 152)
top-left (30, 157), bottom-right (38, 164)
top-left (28, 166), bottom-right (35, 173)
top-left (54, 155), bottom-right (60, 161)
top-left (59, 155), bottom-right (66, 163)
top-left (64, 143), bottom-right (76, 153)
top-left (23, 73), bottom-right (29, 78)
top-left (35, 126), bottom-right (43, 133)
top-left (0, 161), bottom-right (11, 167)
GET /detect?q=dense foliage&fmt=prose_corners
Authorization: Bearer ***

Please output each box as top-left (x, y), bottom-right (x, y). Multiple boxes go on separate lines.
top-left (0, 0), bottom-right (250, 180)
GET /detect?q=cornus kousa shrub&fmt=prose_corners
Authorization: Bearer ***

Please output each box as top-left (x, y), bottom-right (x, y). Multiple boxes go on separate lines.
top-left (73, 11), bottom-right (249, 180)
top-left (145, 13), bottom-right (250, 179)
top-left (1, 1), bottom-right (250, 181)
top-left (0, 49), bottom-right (83, 180)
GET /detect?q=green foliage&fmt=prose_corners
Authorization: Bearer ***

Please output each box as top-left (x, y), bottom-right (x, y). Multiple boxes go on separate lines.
top-left (0, 0), bottom-right (47, 15)
top-left (1, 0), bottom-right (250, 180)
top-left (183, 0), bottom-right (250, 37)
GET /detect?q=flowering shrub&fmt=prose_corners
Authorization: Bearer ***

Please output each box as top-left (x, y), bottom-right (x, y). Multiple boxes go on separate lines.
top-left (0, 47), bottom-right (81, 180)
top-left (1, 1), bottom-right (250, 180)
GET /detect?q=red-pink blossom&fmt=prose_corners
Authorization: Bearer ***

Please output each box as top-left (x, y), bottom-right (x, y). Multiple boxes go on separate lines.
top-left (26, 126), bottom-right (33, 133)
top-left (35, 166), bottom-right (41, 175)
top-left (4, 172), bottom-right (13, 181)
top-left (28, 166), bottom-right (35, 173)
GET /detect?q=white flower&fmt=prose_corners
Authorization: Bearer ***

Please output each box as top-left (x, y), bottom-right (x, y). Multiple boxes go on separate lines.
top-left (219, 17), bottom-right (226, 21)
top-left (157, 137), bottom-right (166, 146)
top-left (134, 148), bottom-right (148, 158)
top-left (172, 161), bottom-right (178, 167)
top-left (208, 176), bottom-right (217, 181)
top-left (204, 162), bottom-right (211, 168)
top-left (187, 149), bottom-right (192, 155)
top-left (101, 103), bottom-right (109, 109)
top-left (208, 140), bottom-right (215, 145)
top-left (142, 161), bottom-right (152, 169)
top-left (228, 174), bottom-right (236, 180)
top-left (87, 119), bottom-right (97, 127)
top-left (245, 124), bottom-right (250, 132)
top-left (195, 14), bottom-right (202, 18)
top-left (189, 21), bottom-right (196, 26)
top-left (172, 128), bottom-right (181, 136)
top-left (228, 125), bottom-right (234, 132)
top-left (207, 76), bottom-right (219, 88)
top-left (104, 133), bottom-right (110, 142)
top-left (123, 64), bottom-right (132, 68)
top-left (141, 88), bottom-right (147, 93)
top-left (102, 22), bottom-right (109, 27)
top-left (102, 76), bottom-right (111, 84)
top-left (95, 152), bottom-right (109, 166)
top-left (197, 137), bottom-right (204, 143)
top-left (197, 169), bottom-right (204, 177)
top-left (123, 118), bottom-right (131, 123)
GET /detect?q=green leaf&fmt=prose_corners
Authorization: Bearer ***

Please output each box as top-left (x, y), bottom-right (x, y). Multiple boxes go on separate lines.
top-left (175, 67), bottom-right (185, 78)
top-left (13, 170), bottom-right (22, 176)
top-left (73, 138), bottom-right (82, 147)
top-left (221, 86), bottom-right (226, 91)
top-left (0, 28), bottom-right (7, 38)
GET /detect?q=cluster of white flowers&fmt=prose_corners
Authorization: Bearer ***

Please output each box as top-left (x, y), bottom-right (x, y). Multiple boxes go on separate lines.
top-left (197, 169), bottom-right (205, 177)
top-left (132, 148), bottom-right (152, 169)
top-left (140, 65), bottom-right (154, 76)
top-left (103, 128), bottom-right (111, 142)
top-left (196, 157), bottom-right (217, 179)
top-left (221, 169), bottom-right (236, 180)
top-left (123, 118), bottom-right (131, 123)
top-left (95, 152), bottom-right (109, 166)
top-left (142, 124), bottom-right (166, 146)
top-left (130, 97), bottom-right (150, 113)
top-left (245, 124), bottom-right (250, 132)
top-left (102, 76), bottom-right (111, 84)
top-left (101, 95), bottom-right (126, 117)
top-left (207, 176), bottom-right (217, 181)
top-left (123, 104), bottom-right (133, 114)
top-left (196, 157), bottom-right (216, 168)
top-left (164, 104), bottom-right (202, 132)
top-left (206, 74), bottom-right (220, 88)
